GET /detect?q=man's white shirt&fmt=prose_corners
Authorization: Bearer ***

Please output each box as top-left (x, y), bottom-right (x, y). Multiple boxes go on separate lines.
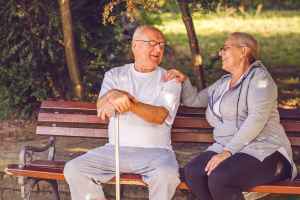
top-left (99, 63), bottom-right (182, 150)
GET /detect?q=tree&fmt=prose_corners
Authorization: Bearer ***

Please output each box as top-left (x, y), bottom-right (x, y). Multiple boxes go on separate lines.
top-left (177, 0), bottom-right (205, 89)
top-left (58, 0), bottom-right (83, 99)
top-left (102, 0), bottom-right (206, 89)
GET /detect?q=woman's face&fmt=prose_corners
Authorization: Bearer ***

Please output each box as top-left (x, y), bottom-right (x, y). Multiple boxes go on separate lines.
top-left (219, 38), bottom-right (244, 73)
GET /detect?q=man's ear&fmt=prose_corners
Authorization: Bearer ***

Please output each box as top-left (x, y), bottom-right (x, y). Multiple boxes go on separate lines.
top-left (131, 41), bottom-right (136, 52)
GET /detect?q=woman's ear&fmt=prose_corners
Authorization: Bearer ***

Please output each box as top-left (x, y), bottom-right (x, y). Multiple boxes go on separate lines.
top-left (242, 46), bottom-right (251, 59)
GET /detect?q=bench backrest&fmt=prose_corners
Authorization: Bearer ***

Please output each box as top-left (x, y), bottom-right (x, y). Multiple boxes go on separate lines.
top-left (37, 100), bottom-right (300, 145)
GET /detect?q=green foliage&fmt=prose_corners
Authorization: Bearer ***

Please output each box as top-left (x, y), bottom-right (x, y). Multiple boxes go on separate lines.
top-left (0, 0), bottom-right (61, 118)
top-left (0, 0), bottom-right (129, 119)
top-left (71, 0), bottom-right (130, 100)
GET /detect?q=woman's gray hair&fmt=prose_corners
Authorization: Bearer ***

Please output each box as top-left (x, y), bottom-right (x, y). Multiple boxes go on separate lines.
top-left (229, 32), bottom-right (259, 62)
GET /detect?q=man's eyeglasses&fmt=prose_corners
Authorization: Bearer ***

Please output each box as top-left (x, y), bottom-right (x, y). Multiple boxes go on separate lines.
top-left (134, 40), bottom-right (166, 49)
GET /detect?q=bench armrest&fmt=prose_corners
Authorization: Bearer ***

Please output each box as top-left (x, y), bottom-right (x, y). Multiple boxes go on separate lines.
top-left (19, 136), bottom-right (56, 168)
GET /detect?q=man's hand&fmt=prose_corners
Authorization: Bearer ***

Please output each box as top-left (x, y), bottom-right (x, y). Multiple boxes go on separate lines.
top-left (205, 150), bottom-right (231, 176)
top-left (106, 90), bottom-right (136, 113)
top-left (97, 102), bottom-right (115, 120)
top-left (97, 89), bottom-right (136, 120)
top-left (164, 69), bottom-right (187, 83)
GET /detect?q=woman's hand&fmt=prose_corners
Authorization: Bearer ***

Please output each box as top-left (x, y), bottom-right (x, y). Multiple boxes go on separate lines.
top-left (164, 69), bottom-right (187, 83)
top-left (205, 150), bottom-right (231, 176)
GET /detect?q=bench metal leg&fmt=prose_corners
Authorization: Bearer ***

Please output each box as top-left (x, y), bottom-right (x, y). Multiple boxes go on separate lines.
top-left (120, 185), bottom-right (125, 199)
top-left (46, 180), bottom-right (60, 200)
top-left (180, 189), bottom-right (198, 200)
top-left (19, 177), bottom-right (39, 200)
top-left (18, 177), bottom-right (60, 200)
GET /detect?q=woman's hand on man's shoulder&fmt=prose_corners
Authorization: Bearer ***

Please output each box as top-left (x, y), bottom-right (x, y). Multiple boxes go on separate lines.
top-left (164, 69), bottom-right (187, 83)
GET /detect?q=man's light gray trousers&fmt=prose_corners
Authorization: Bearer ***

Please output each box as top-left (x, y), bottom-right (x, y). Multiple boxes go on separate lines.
top-left (64, 144), bottom-right (180, 200)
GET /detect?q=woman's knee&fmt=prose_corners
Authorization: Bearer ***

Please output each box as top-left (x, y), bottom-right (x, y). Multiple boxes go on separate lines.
top-left (184, 161), bottom-right (198, 181)
top-left (184, 158), bottom-right (207, 182)
top-left (208, 168), bottom-right (231, 191)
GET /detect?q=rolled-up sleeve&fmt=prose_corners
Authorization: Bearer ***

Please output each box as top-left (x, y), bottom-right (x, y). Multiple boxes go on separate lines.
top-left (98, 70), bottom-right (117, 98)
top-left (155, 79), bottom-right (182, 126)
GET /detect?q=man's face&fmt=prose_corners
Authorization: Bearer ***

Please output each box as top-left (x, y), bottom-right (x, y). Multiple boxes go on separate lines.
top-left (132, 29), bottom-right (165, 72)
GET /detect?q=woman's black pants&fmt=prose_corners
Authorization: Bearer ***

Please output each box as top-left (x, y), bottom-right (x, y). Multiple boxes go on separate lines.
top-left (184, 151), bottom-right (292, 200)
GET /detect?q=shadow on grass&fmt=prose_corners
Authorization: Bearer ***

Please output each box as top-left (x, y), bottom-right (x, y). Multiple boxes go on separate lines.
top-left (163, 32), bottom-right (300, 69)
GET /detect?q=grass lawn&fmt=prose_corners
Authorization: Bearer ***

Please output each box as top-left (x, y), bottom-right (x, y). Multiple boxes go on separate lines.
top-left (155, 10), bottom-right (300, 108)
top-left (156, 10), bottom-right (300, 70)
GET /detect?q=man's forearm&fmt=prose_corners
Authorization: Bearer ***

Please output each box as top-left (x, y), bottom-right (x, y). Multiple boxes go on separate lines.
top-left (131, 101), bottom-right (168, 125)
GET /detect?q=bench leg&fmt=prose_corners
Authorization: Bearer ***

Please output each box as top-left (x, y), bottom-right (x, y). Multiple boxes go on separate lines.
top-left (18, 177), bottom-right (39, 200)
top-left (18, 177), bottom-right (60, 200)
top-left (46, 180), bottom-right (60, 200)
top-left (187, 192), bottom-right (198, 200)
top-left (180, 189), bottom-right (198, 200)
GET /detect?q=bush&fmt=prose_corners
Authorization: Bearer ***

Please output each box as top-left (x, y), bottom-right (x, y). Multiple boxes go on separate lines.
top-left (0, 0), bottom-right (129, 119)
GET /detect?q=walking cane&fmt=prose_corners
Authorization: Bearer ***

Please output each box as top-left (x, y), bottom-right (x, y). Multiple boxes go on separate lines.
top-left (114, 112), bottom-right (121, 200)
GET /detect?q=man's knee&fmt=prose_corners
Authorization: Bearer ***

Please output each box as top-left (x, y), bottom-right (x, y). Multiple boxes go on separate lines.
top-left (151, 165), bottom-right (180, 185)
top-left (64, 159), bottom-right (82, 181)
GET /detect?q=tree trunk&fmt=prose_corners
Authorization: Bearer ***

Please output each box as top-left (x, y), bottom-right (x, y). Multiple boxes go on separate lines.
top-left (177, 0), bottom-right (205, 89)
top-left (58, 0), bottom-right (83, 99)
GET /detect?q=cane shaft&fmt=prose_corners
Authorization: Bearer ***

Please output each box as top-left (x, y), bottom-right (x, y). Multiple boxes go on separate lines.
top-left (115, 114), bottom-right (120, 200)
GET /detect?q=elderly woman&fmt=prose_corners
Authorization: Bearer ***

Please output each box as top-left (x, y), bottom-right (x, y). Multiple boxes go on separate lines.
top-left (165, 32), bottom-right (296, 200)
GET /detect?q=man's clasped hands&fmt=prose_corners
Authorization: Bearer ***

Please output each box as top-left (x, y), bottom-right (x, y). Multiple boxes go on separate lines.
top-left (96, 89), bottom-right (137, 120)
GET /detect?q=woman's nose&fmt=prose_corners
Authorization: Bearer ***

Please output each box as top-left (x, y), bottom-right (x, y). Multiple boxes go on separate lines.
top-left (218, 49), bottom-right (223, 57)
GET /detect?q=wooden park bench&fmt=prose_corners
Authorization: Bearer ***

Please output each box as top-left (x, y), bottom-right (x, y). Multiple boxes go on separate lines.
top-left (5, 100), bottom-right (300, 200)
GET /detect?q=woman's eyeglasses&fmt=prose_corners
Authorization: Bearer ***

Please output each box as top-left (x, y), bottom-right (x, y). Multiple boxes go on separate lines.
top-left (219, 45), bottom-right (247, 53)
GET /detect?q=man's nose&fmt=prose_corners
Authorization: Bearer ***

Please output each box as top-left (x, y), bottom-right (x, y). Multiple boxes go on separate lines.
top-left (154, 44), bottom-right (164, 52)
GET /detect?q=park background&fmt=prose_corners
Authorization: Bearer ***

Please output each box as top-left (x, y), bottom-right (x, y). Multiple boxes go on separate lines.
top-left (0, 0), bottom-right (299, 199)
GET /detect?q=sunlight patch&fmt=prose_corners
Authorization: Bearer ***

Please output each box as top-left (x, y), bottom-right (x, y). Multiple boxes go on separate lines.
top-left (256, 79), bottom-right (268, 88)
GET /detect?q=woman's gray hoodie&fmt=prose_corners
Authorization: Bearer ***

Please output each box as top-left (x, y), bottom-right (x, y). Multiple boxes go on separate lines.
top-left (182, 60), bottom-right (297, 179)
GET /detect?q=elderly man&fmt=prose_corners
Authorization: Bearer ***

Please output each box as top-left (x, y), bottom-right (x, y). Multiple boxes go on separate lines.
top-left (64, 25), bottom-right (182, 200)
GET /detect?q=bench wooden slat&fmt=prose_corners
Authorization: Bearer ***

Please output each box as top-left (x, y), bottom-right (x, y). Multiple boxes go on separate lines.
top-left (37, 113), bottom-right (300, 133)
top-left (281, 120), bottom-right (300, 133)
top-left (38, 113), bottom-right (106, 125)
top-left (36, 126), bottom-right (108, 138)
top-left (41, 101), bottom-right (96, 110)
top-left (248, 182), bottom-right (300, 194)
top-left (37, 126), bottom-right (214, 143)
top-left (38, 113), bottom-right (212, 129)
top-left (41, 101), bottom-right (299, 119)
top-left (7, 163), bottom-right (300, 194)
top-left (5, 164), bottom-right (65, 181)
top-left (171, 132), bottom-right (213, 143)
top-left (278, 108), bottom-right (300, 120)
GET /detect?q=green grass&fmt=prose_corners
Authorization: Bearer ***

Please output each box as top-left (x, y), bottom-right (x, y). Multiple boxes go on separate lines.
top-left (156, 10), bottom-right (300, 70)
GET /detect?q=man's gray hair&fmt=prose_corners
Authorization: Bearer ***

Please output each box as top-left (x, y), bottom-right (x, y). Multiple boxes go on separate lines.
top-left (132, 25), bottom-right (164, 41)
